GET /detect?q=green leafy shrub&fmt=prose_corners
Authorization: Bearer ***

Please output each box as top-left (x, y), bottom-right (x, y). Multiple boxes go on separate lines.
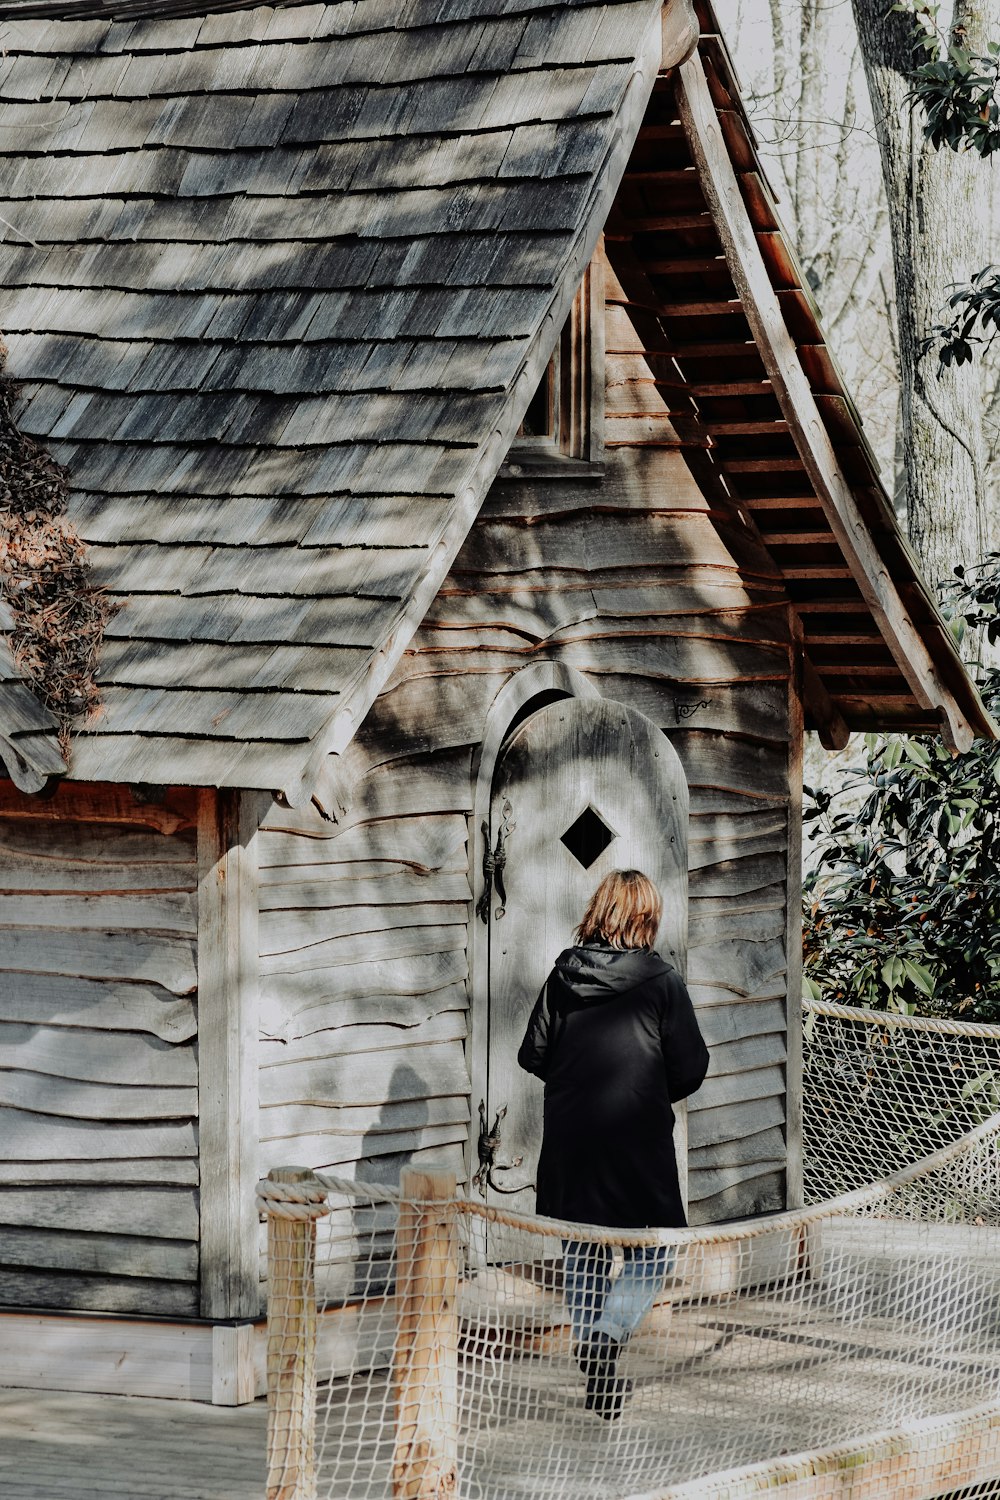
top-left (803, 558), bottom-right (1000, 1020)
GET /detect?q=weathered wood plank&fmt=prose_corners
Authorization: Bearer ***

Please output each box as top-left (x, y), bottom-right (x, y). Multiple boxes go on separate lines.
top-left (702, 1031), bottom-right (787, 1078)
top-left (260, 1008), bottom-right (467, 1073)
top-left (262, 981), bottom-right (469, 1045)
top-left (0, 1186), bottom-right (198, 1238)
top-left (696, 998), bottom-right (787, 1047)
top-left (687, 937), bottom-right (786, 997)
top-left (0, 1269), bottom-right (198, 1316)
top-left (696, 1063), bottom-right (786, 1111)
top-left (0, 1158), bottom-right (199, 1186)
top-left (260, 1039), bottom-right (470, 1109)
top-left (261, 949), bottom-right (469, 1029)
top-left (259, 921), bottom-right (468, 977)
top-left (258, 899), bottom-right (471, 958)
top-left (690, 1170), bottom-right (785, 1222)
top-left (672, 731), bottom-right (788, 800)
top-left (689, 906), bottom-right (785, 944)
top-left (0, 1226), bottom-right (198, 1281)
top-left (258, 1121), bottom-right (469, 1175)
top-left (0, 975), bottom-right (196, 1041)
top-left (0, 928), bottom-right (196, 995)
top-left (0, 1024), bottom-right (196, 1087)
top-left (689, 1126), bottom-right (787, 1174)
top-left (0, 891), bottom-right (195, 934)
top-left (689, 1157), bottom-right (786, 1204)
top-left (0, 783), bottom-right (197, 835)
top-left (688, 851), bottom-right (786, 898)
top-left (689, 881), bottom-right (784, 917)
top-left (257, 814), bottom-right (468, 871)
top-left (258, 870), bottom-right (472, 911)
top-left (259, 1094), bottom-right (470, 1145)
top-left (0, 1106), bottom-right (196, 1159)
top-left (0, 829), bottom-right (196, 890)
top-left (0, 1070), bottom-right (197, 1121)
top-left (687, 1093), bottom-right (785, 1147)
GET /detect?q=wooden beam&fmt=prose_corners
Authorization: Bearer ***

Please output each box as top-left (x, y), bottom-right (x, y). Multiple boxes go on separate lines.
top-left (197, 788), bottom-right (263, 1321)
top-left (744, 495), bottom-right (821, 509)
top-left (709, 421), bottom-right (789, 436)
top-left (661, 0), bottom-right (700, 70)
top-left (660, 299), bottom-right (740, 315)
top-left (801, 655), bottom-right (850, 752)
top-left (678, 52), bottom-right (980, 753)
top-left (610, 213), bottom-right (713, 233)
top-left (759, 531), bottom-right (838, 546)
top-left (646, 256), bottom-right (726, 274)
top-left (693, 381), bottom-right (774, 396)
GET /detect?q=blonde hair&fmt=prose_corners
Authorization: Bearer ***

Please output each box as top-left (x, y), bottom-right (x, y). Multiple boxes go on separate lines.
top-left (575, 868), bottom-right (663, 951)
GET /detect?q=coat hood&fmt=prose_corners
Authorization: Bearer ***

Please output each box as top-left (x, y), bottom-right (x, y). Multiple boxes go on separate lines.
top-left (553, 942), bottom-right (671, 1002)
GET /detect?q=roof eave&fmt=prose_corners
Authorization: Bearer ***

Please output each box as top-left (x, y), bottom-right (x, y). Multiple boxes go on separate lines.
top-left (676, 49), bottom-right (997, 751)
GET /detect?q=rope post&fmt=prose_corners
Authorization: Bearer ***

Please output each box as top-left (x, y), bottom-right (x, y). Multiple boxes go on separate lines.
top-left (393, 1165), bottom-right (460, 1499)
top-left (265, 1166), bottom-right (328, 1500)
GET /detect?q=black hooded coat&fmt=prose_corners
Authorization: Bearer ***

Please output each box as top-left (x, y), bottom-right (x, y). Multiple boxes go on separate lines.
top-left (517, 942), bottom-right (710, 1229)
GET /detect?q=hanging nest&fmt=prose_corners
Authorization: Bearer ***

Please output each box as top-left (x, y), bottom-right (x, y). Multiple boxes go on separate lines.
top-left (0, 341), bottom-right (119, 760)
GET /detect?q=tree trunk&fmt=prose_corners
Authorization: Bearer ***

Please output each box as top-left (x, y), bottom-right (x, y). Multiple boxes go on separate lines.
top-left (851, 0), bottom-right (993, 595)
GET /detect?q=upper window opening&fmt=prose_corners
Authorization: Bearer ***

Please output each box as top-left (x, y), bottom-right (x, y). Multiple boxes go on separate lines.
top-left (504, 250), bottom-right (605, 476)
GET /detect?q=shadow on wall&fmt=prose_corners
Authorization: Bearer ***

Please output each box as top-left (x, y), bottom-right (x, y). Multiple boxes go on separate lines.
top-left (347, 1062), bottom-right (429, 1301)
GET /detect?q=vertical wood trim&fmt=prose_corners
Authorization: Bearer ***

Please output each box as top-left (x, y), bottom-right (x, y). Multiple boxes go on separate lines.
top-left (212, 1322), bottom-right (258, 1407)
top-left (197, 787), bottom-right (262, 1320)
top-left (784, 616), bottom-right (806, 1209)
top-left (586, 239), bottom-right (606, 465)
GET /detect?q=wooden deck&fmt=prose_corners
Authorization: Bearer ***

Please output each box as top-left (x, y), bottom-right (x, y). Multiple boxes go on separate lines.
top-left (0, 1388), bottom-right (266, 1500)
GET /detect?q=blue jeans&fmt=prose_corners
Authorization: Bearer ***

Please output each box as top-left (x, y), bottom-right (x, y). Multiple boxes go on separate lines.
top-left (562, 1242), bottom-right (673, 1347)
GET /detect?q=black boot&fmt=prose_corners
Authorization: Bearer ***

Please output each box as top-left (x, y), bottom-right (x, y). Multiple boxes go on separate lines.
top-left (578, 1332), bottom-right (632, 1421)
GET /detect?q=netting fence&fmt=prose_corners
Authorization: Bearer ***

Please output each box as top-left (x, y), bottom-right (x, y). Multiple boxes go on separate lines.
top-left (259, 1002), bottom-right (1000, 1500)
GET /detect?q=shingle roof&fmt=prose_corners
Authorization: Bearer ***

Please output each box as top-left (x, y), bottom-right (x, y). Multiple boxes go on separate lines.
top-left (0, 0), bottom-right (662, 798)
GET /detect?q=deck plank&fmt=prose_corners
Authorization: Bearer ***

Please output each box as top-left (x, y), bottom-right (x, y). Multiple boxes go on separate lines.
top-left (0, 1389), bottom-right (267, 1500)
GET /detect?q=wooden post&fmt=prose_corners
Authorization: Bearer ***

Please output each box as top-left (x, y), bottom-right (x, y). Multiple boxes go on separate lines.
top-left (197, 787), bottom-right (263, 1326)
top-left (393, 1166), bottom-right (460, 1500)
top-left (266, 1166), bottom-right (326, 1500)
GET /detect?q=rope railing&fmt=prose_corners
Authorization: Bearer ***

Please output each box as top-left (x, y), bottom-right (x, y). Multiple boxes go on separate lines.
top-left (259, 1001), bottom-right (1000, 1500)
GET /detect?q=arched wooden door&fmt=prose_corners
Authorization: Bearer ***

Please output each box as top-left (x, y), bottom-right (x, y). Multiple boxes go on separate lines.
top-left (477, 697), bottom-right (689, 1215)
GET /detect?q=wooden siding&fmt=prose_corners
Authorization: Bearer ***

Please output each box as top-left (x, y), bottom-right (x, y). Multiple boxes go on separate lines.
top-left (0, 783), bottom-right (200, 1314)
top-left (256, 777), bottom-right (474, 1306)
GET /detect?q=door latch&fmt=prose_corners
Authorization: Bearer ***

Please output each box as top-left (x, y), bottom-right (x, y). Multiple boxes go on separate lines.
top-left (473, 1099), bottom-right (535, 1198)
top-left (476, 798), bottom-right (516, 924)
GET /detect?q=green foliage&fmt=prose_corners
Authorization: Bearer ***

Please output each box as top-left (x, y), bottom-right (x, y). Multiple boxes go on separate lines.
top-left (803, 558), bottom-right (1000, 1020)
top-left (920, 265), bottom-right (1000, 372)
top-left (892, 0), bottom-right (1000, 155)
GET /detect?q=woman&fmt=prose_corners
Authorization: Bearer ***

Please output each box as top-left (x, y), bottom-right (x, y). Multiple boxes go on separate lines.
top-left (517, 868), bottom-right (709, 1420)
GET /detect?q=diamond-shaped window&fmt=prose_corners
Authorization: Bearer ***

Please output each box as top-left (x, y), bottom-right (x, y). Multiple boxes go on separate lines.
top-left (560, 805), bottom-right (616, 869)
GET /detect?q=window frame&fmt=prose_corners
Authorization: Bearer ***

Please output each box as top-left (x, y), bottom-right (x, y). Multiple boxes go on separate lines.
top-left (501, 250), bottom-right (605, 480)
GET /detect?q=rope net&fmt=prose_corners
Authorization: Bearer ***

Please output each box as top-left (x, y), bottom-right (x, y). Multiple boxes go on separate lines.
top-left (262, 1003), bottom-right (1000, 1500)
top-left (802, 998), bottom-right (1000, 1201)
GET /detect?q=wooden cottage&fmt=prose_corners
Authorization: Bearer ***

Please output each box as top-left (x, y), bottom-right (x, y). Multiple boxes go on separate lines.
top-left (0, 0), bottom-right (991, 1405)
